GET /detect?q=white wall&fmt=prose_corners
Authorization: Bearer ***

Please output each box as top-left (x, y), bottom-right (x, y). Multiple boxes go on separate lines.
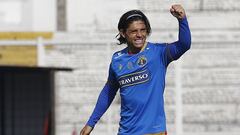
top-left (32, 0), bottom-right (56, 31)
top-left (0, 0), bottom-right (56, 31)
top-left (67, 0), bottom-right (138, 31)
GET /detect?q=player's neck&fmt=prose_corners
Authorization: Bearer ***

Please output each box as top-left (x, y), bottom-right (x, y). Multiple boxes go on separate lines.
top-left (128, 42), bottom-right (147, 55)
top-left (128, 47), bottom-right (141, 55)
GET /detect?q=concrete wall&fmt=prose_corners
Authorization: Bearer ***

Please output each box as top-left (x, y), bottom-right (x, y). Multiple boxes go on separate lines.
top-left (46, 0), bottom-right (240, 135)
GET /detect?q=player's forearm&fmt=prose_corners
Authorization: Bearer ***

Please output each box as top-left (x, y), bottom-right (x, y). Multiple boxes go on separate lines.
top-left (164, 17), bottom-right (191, 66)
top-left (86, 83), bottom-right (118, 127)
top-left (170, 4), bottom-right (191, 49)
top-left (178, 17), bottom-right (191, 51)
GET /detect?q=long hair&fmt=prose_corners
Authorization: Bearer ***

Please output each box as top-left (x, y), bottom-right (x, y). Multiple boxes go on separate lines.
top-left (116, 10), bottom-right (151, 45)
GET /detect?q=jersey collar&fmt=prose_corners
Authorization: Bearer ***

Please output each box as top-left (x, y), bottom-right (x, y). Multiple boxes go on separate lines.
top-left (127, 42), bottom-right (148, 55)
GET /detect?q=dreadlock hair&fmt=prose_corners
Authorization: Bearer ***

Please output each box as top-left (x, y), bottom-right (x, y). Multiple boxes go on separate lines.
top-left (116, 10), bottom-right (151, 45)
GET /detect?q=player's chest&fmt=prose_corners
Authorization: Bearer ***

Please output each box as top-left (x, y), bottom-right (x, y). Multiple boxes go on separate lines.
top-left (114, 53), bottom-right (151, 75)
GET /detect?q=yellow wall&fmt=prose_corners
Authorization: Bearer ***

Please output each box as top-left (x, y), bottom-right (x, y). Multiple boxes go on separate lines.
top-left (0, 32), bottom-right (53, 40)
top-left (0, 46), bottom-right (37, 66)
top-left (0, 32), bottom-right (53, 66)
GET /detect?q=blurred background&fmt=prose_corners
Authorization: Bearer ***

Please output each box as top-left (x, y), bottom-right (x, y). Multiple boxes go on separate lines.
top-left (0, 0), bottom-right (240, 135)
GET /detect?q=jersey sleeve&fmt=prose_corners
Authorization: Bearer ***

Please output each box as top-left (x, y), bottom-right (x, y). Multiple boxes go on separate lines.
top-left (164, 17), bottom-right (191, 66)
top-left (86, 63), bottom-right (119, 128)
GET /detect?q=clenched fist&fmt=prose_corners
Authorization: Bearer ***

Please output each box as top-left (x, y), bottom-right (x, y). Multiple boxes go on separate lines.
top-left (170, 4), bottom-right (186, 20)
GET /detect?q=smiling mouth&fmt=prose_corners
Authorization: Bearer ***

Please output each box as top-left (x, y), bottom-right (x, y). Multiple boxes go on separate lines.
top-left (135, 39), bottom-right (144, 45)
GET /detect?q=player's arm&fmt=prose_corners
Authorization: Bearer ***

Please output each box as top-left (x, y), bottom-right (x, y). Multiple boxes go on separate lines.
top-left (80, 64), bottom-right (119, 135)
top-left (164, 4), bottom-right (191, 65)
top-left (80, 125), bottom-right (93, 135)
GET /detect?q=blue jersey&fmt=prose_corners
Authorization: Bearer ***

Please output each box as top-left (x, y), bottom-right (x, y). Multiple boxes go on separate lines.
top-left (86, 17), bottom-right (191, 135)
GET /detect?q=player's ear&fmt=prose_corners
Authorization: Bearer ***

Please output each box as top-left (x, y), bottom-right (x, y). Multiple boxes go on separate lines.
top-left (119, 29), bottom-right (125, 38)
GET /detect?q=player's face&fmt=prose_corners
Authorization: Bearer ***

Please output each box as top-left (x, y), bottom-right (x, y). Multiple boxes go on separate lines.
top-left (122, 20), bottom-right (147, 51)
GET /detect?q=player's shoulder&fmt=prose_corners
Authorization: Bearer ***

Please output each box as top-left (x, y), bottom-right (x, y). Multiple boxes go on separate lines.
top-left (111, 47), bottom-right (127, 60)
top-left (148, 42), bottom-right (166, 47)
top-left (148, 42), bottom-right (167, 50)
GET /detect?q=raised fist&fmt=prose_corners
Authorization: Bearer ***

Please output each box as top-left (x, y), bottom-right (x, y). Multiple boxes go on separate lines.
top-left (170, 4), bottom-right (186, 20)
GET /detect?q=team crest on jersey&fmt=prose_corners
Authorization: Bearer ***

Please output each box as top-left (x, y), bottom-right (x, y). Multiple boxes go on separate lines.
top-left (137, 55), bottom-right (147, 67)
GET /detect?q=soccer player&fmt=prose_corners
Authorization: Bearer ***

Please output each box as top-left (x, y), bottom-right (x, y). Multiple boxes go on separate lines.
top-left (80, 4), bottom-right (191, 135)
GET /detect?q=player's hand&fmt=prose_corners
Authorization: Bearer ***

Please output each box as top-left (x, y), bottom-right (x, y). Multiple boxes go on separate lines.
top-left (170, 4), bottom-right (186, 20)
top-left (80, 125), bottom-right (93, 135)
